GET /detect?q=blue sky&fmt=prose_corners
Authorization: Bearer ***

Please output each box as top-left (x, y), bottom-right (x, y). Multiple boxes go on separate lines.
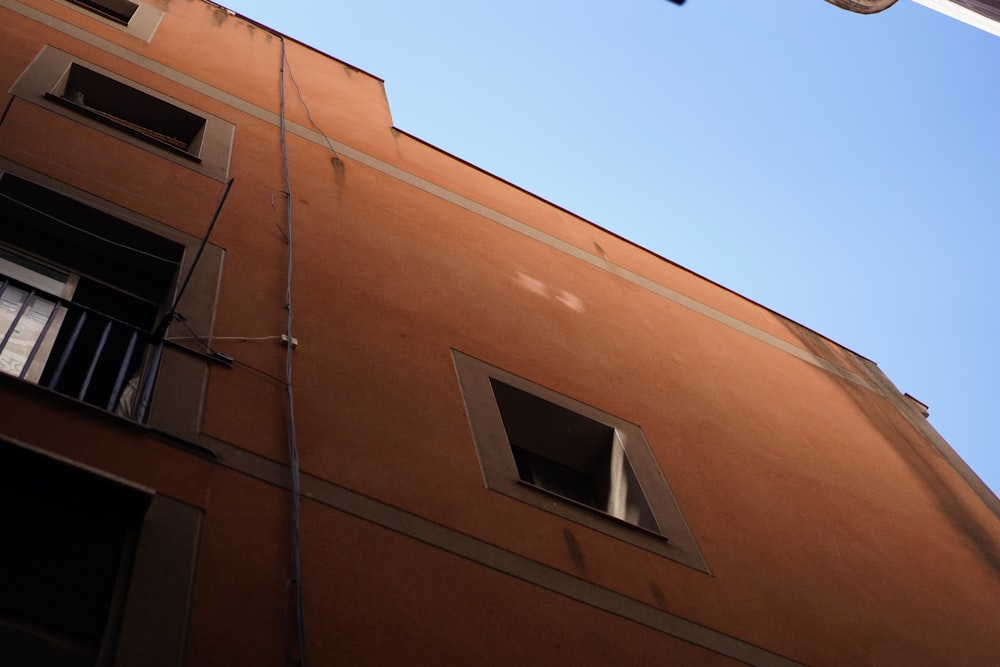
top-left (218, 0), bottom-right (1000, 495)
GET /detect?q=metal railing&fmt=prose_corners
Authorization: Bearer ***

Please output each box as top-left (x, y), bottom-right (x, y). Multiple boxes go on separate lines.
top-left (0, 273), bottom-right (159, 420)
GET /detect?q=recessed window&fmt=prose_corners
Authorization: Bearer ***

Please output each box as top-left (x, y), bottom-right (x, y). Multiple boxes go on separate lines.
top-left (0, 174), bottom-right (183, 418)
top-left (68, 0), bottom-right (139, 25)
top-left (0, 440), bottom-right (150, 666)
top-left (53, 0), bottom-right (164, 43)
top-left (493, 379), bottom-right (659, 532)
top-left (46, 64), bottom-right (207, 160)
top-left (0, 164), bottom-right (226, 436)
top-left (11, 47), bottom-right (234, 180)
top-left (0, 440), bottom-right (202, 666)
top-left (453, 350), bottom-right (709, 571)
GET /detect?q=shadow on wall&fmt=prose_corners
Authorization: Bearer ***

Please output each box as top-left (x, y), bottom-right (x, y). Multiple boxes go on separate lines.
top-left (781, 317), bottom-right (1000, 580)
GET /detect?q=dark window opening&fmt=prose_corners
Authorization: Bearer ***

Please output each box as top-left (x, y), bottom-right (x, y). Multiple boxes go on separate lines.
top-left (0, 441), bottom-right (150, 667)
top-left (454, 350), bottom-right (709, 569)
top-left (46, 64), bottom-right (206, 160)
top-left (67, 0), bottom-right (140, 25)
top-left (0, 174), bottom-right (183, 417)
top-left (512, 445), bottom-right (600, 508)
top-left (491, 379), bottom-right (659, 532)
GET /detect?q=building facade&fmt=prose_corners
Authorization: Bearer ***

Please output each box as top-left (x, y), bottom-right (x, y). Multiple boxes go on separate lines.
top-left (1, 1), bottom-right (999, 665)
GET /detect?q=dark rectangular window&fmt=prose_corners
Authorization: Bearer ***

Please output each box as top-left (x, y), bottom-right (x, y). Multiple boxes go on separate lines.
top-left (453, 350), bottom-right (710, 571)
top-left (67, 0), bottom-right (140, 25)
top-left (46, 64), bottom-right (206, 159)
top-left (12, 47), bottom-right (235, 179)
top-left (0, 441), bottom-right (151, 667)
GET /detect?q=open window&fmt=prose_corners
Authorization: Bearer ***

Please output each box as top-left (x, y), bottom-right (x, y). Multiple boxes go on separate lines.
top-left (454, 350), bottom-right (708, 571)
top-left (46, 64), bottom-right (207, 161)
top-left (0, 440), bottom-right (202, 667)
top-left (53, 0), bottom-right (164, 42)
top-left (0, 174), bottom-right (182, 418)
top-left (67, 0), bottom-right (139, 25)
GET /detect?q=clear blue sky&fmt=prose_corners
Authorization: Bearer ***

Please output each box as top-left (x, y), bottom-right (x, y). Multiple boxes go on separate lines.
top-left (219, 0), bottom-right (1000, 495)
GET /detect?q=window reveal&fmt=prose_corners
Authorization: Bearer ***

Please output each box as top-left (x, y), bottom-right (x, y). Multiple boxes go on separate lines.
top-left (67, 0), bottom-right (140, 25)
top-left (46, 64), bottom-right (207, 159)
top-left (493, 379), bottom-right (659, 532)
top-left (453, 350), bottom-right (709, 571)
top-left (10, 47), bottom-right (235, 180)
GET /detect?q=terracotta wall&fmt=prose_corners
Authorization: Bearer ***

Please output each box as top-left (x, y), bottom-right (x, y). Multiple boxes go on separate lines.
top-left (2, 1), bottom-right (999, 665)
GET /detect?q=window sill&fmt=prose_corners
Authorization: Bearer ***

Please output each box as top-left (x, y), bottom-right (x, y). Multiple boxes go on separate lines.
top-left (515, 479), bottom-right (671, 543)
top-left (44, 93), bottom-right (203, 162)
top-left (11, 47), bottom-right (234, 181)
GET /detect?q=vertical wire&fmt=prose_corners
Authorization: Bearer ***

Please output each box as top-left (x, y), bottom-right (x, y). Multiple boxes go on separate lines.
top-left (279, 36), bottom-right (308, 667)
top-left (1, 95), bottom-right (15, 127)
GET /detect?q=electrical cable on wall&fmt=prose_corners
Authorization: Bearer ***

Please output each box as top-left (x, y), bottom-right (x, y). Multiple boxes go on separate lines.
top-left (1, 95), bottom-right (15, 126)
top-left (166, 177), bottom-right (234, 325)
top-left (279, 35), bottom-right (309, 667)
top-left (167, 334), bottom-right (288, 344)
top-left (283, 55), bottom-right (342, 163)
top-left (271, 190), bottom-right (290, 241)
top-left (181, 10), bottom-right (341, 662)
top-left (167, 319), bottom-right (289, 386)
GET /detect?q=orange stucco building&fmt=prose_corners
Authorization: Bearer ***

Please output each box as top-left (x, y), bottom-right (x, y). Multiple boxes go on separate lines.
top-left (1, 1), bottom-right (999, 666)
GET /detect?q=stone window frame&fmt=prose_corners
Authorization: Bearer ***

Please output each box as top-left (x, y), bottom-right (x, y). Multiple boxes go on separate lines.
top-left (9, 46), bottom-right (234, 181)
top-left (453, 349), bottom-right (709, 572)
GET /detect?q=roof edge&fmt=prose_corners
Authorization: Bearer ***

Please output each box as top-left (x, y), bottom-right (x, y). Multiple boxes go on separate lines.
top-left (391, 127), bottom-right (876, 365)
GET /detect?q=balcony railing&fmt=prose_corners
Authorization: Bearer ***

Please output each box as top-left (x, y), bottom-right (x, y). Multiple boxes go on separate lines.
top-left (0, 272), bottom-right (160, 420)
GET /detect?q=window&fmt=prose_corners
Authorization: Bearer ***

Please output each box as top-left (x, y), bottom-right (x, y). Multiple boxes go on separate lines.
top-left (0, 441), bottom-right (150, 667)
top-left (0, 174), bottom-right (184, 418)
top-left (454, 350), bottom-right (708, 571)
top-left (54, 0), bottom-right (164, 42)
top-left (0, 164), bottom-right (225, 436)
top-left (47, 64), bottom-right (207, 160)
top-left (0, 440), bottom-right (202, 667)
top-left (67, 0), bottom-right (139, 25)
top-left (494, 379), bottom-right (660, 532)
top-left (11, 47), bottom-right (235, 180)
top-left (0, 174), bottom-right (182, 418)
